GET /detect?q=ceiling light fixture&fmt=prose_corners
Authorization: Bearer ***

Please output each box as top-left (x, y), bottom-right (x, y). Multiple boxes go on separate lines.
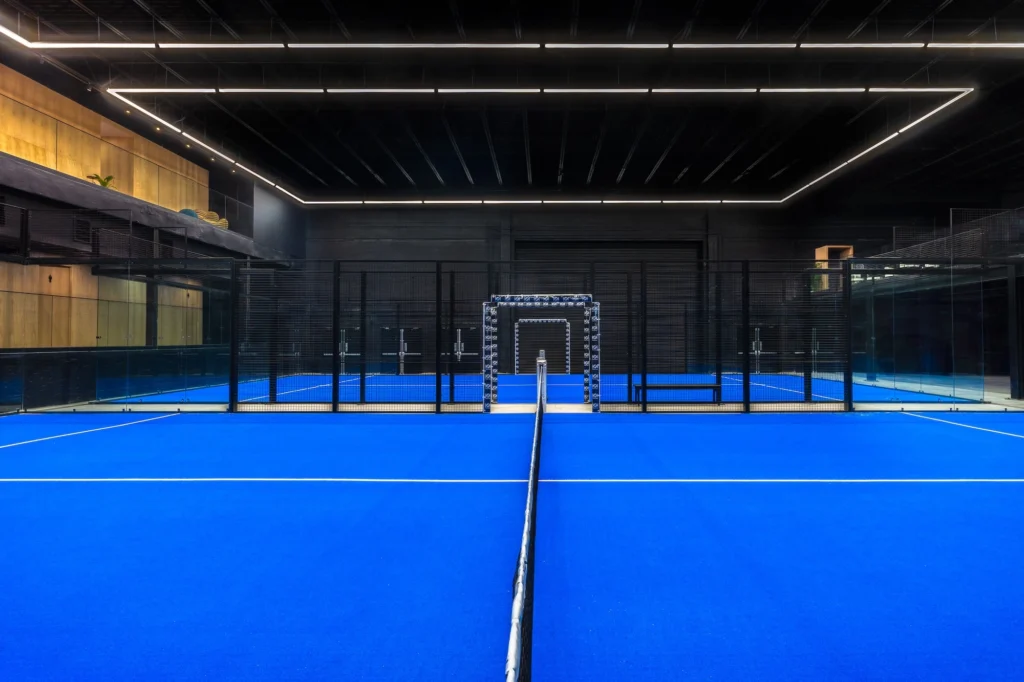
top-left (673, 43), bottom-right (797, 48)
top-left (483, 200), bottom-right (544, 204)
top-left (898, 90), bottom-right (973, 133)
top-left (760, 88), bottom-right (866, 93)
top-left (653, 88), bottom-right (759, 93)
top-left (868, 87), bottom-right (973, 93)
top-left (927, 42), bottom-right (1024, 49)
top-left (112, 88), bottom-right (216, 93)
top-left (800, 43), bottom-right (925, 49)
top-left (845, 132), bottom-right (900, 164)
top-left (235, 163), bottom-right (273, 185)
top-left (289, 42), bottom-right (540, 49)
top-left (545, 43), bottom-right (669, 49)
top-left (273, 185), bottom-right (306, 203)
top-left (423, 200), bottom-right (484, 204)
top-left (326, 88), bottom-right (437, 94)
top-left (219, 88), bottom-right (325, 93)
top-left (34, 41), bottom-right (156, 49)
top-left (543, 88), bottom-right (650, 94)
top-left (182, 133), bottom-right (235, 163)
top-left (107, 90), bottom-right (181, 132)
top-left (437, 88), bottom-right (541, 93)
top-left (158, 43), bottom-right (285, 49)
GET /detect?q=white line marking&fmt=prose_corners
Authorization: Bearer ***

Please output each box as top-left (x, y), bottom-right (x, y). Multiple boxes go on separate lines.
top-left (1, 477), bottom-right (1022, 484)
top-left (903, 412), bottom-right (1024, 439)
top-left (0, 414), bottom-right (180, 450)
top-left (721, 375), bottom-right (839, 401)
top-left (240, 380), bottom-right (339, 402)
top-left (0, 477), bottom-right (528, 483)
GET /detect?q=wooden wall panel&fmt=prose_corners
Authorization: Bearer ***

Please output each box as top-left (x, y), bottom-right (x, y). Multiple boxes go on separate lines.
top-left (0, 64), bottom-right (209, 213)
top-left (0, 96), bottom-right (57, 167)
top-left (157, 285), bottom-right (203, 345)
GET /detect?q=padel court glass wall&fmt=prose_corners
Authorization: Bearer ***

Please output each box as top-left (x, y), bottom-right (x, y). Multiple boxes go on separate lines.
top-left (1, 256), bottom-right (1021, 414)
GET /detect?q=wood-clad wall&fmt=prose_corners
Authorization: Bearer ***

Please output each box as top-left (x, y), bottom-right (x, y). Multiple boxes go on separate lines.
top-left (0, 262), bottom-right (205, 349)
top-left (0, 64), bottom-right (209, 213)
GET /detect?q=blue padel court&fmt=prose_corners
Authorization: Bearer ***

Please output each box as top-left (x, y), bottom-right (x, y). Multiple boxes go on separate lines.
top-left (93, 372), bottom-right (975, 405)
top-left (2, 411), bottom-right (1022, 681)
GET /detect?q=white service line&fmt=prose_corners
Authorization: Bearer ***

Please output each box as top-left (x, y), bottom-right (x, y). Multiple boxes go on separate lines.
top-left (903, 412), bottom-right (1024, 439)
top-left (240, 380), bottom-right (343, 402)
top-left (0, 477), bottom-right (528, 483)
top-left (721, 375), bottom-right (839, 401)
top-left (1, 476), bottom-right (1023, 484)
top-left (0, 413), bottom-right (180, 450)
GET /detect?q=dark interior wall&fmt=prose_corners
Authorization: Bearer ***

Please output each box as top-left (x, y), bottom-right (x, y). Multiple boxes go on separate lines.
top-left (306, 206), bottom-right (799, 262)
top-left (254, 185), bottom-right (307, 258)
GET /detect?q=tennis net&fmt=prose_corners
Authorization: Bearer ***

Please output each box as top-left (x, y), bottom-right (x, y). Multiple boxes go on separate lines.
top-left (505, 352), bottom-right (547, 682)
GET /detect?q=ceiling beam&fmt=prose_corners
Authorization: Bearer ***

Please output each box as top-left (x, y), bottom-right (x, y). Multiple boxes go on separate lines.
top-left (0, 0), bottom-right (92, 84)
top-left (481, 110), bottom-right (502, 186)
top-left (791, 0), bottom-right (831, 41)
top-left (557, 110), bottom-right (569, 185)
top-left (129, 0), bottom-right (187, 40)
top-left (968, 0), bottom-right (1024, 37)
top-left (512, 0), bottom-right (522, 40)
top-left (263, 106), bottom-right (356, 185)
top-left (321, 122), bottom-right (386, 185)
top-left (586, 110), bottom-right (609, 186)
top-left (442, 113), bottom-right (474, 185)
top-left (847, 0), bottom-right (892, 39)
top-left (737, 0), bottom-right (769, 40)
top-left (449, 0), bottom-right (467, 40)
top-left (401, 116), bottom-right (445, 186)
top-left (645, 120), bottom-right (687, 184)
top-left (905, 0), bottom-right (957, 39)
top-left (523, 110), bottom-right (532, 186)
top-left (318, 0), bottom-right (353, 40)
top-left (570, 0), bottom-right (580, 38)
top-left (193, 0), bottom-right (242, 40)
top-left (673, 0), bottom-right (705, 42)
top-left (257, 0), bottom-right (298, 41)
top-left (360, 116), bottom-right (416, 186)
top-left (626, 0), bottom-right (643, 40)
top-left (616, 113), bottom-right (650, 184)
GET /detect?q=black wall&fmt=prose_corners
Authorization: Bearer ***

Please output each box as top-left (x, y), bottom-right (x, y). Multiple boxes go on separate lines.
top-left (306, 206), bottom-right (800, 263)
top-left (254, 185), bottom-right (307, 258)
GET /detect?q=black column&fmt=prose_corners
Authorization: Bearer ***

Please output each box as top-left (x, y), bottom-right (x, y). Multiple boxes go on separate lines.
top-left (435, 261), bottom-right (443, 413)
top-left (802, 270), bottom-right (813, 402)
top-left (360, 272), bottom-right (368, 403)
top-left (843, 260), bottom-right (854, 411)
top-left (714, 268), bottom-right (723, 388)
top-left (145, 281), bottom-right (159, 347)
top-left (268, 272), bottom-right (279, 403)
top-left (1009, 265), bottom-right (1023, 400)
top-left (626, 272), bottom-right (633, 403)
top-left (741, 261), bottom-right (751, 412)
top-left (228, 260), bottom-right (240, 412)
top-left (448, 271), bottom-right (456, 404)
top-left (640, 261), bottom-right (648, 412)
top-left (332, 261), bottom-right (341, 412)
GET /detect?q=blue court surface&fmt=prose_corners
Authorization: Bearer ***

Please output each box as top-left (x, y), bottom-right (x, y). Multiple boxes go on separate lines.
top-left (104, 372), bottom-right (973, 404)
top-left (1, 411), bottom-right (1022, 680)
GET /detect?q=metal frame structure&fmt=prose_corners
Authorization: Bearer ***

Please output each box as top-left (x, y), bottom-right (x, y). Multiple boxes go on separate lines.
top-left (514, 318), bottom-right (570, 375)
top-left (483, 294), bottom-right (600, 413)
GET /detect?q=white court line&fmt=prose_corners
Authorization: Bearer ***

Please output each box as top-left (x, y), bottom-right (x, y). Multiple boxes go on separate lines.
top-left (1, 477), bottom-right (1022, 484)
top-left (0, 413), bottom-right (180, 450)
top-left (903, 412), bottom-right (1024, 439)
top-left (721, 375), bottom-right (839, 401)
top-left (240, 379), bottom-right (346, 402)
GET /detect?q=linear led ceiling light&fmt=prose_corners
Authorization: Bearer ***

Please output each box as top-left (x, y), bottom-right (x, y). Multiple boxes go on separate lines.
top-left (800, 43), bottom-right (925, 49)
top-left (104, 86), bottom-right (973, 207)
top-left (546, 43), bottom-right (669, 48)
top-left (290, 42), bottom-right (540, 48)
top-left (159, 43), bottom-right (285, 49)
top-left (543, 88), bottom-right (651, 94)
top-left (927, 42), bottom-right (1024, 49)
top-left (673, 43), bottom-right (797, 48)
top-left (326, 88), bottom-right (437, 94)
top-left (219, 88), bottom-right (325, 93)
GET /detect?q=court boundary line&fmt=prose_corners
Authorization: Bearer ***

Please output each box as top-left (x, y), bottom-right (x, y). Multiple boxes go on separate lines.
top-left (903, 412), bottom-right (1024, 439)
top-left (0, 413), bottom-right (180, 450)
top-left (2, 476), bottom-right (1023, 484)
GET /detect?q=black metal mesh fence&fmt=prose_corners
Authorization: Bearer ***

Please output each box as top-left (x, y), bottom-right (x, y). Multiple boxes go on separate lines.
top-left (3, 255), bottom-right (1019, 414)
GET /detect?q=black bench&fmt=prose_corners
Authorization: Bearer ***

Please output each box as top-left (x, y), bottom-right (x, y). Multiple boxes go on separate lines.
top-left (633, 383), bottom-right (722, 403)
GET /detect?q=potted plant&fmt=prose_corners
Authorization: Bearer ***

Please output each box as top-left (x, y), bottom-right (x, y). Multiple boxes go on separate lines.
top-left (87, 174), bottom-right (115, 189)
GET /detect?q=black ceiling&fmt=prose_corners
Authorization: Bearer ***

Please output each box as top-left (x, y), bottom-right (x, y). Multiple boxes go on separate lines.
top-left (2, 0), bottom-right (1024, 204)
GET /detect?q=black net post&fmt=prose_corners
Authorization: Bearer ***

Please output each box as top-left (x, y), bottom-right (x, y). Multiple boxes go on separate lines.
top-left (741, 261), bottom-right (751, 412)
top-left (640, 261), bottom-right (648, 412)
top-left (332, 261), bottom-right (342, 412)
top-left (359, 271), bottom-right (367, 403)
top-left (435, 261), bottom-right (443, 414)
top-left (1009, 265), bottom-right (1023, 400)
top-left (866, 279), bottom-right (878, 382)
top-left (843, 259), bottom-right (854, 411)
top-left (228, 260), bottom-right (240, 412)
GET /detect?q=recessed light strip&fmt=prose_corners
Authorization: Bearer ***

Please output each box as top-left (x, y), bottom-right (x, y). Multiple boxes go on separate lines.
top-left (290, 43), bottom-right (541, 48)
top-left (273, 185), bottom-right (306, 203)
top-left (546, 43), bottom-right (669, 49)
top-left (760, 88), bottom-right (866, 93)
top-left (845, 132), bottom-right (901, 165)
top-left (898, 90), bottom-right (974, 133)
top-left (106, 91), bottom-right (181, 132)
top-left (181, 133), bottom-right (236, 164)
top-left (235, 163), bottom-right (274, 186)
top-left (800, 43), bottom-right (925, 49)
top-left (672, 43), bottom-right (797, 48)
top-left (106, 86), bottom-right (972, 96)
top-left (159, 43), bottom-right (285, 49)
top-left (219, 88), bottom-right (326, 93)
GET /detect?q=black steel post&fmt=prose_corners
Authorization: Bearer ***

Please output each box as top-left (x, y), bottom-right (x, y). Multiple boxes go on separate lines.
top-left (268, 272), bottom-right (279, 403)
top-left (715, 268), bottom-right (723, 388)
top-left (448, 270), bottom-right (456, 404)
top-left (435, 261), bottom-right (443, 413)
top-left (626, 272), bottom-right (633, 403)
top-left (332, 261), bottom-right (341, 412)
top-left (228, 260), bottom-right (240, 411)
top-left (802, 270), bottom-right (813, 402)
top-left (741, 261), bottom-right (751, 412)
top-left (360, 271), bottom-right (368, 403)
top-left (640, 261), bottom-right (648, 412)
top-left (843, 260), bottom-right (854, 411)
top-left (867, 280), bottom-right (878, 382)
top-left (1009, 265), bottom-right (1023, 400)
